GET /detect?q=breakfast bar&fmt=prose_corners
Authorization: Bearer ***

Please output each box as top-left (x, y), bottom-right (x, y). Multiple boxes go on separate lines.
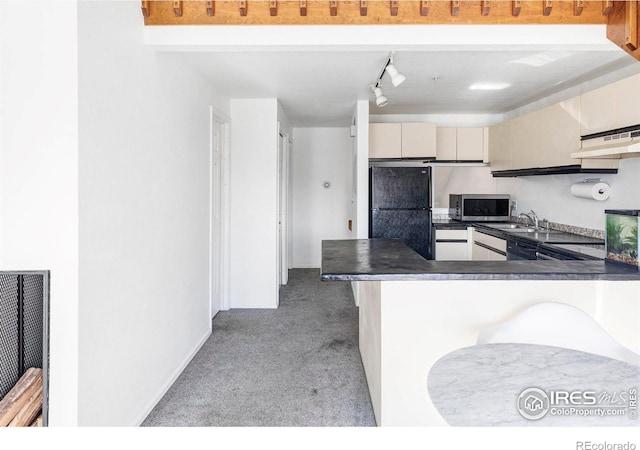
top-left (321, 239), bottom-right (640, 426)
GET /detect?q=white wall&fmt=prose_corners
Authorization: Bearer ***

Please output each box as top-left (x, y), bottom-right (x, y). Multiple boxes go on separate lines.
top-left (229, 99), bottom-right (279, 308)
top-left (77, 1), bottom-right (229, 425)
top-left (0, 0), bottom-right (79, 426)
top-left (431, 158), bottom-right (640, 230)
top-left (354, 100), bottom-right (370, 239)
top-left (496, 158), bottom-right (640, 230)
top-left (291, 128), bottom-right (353, 267)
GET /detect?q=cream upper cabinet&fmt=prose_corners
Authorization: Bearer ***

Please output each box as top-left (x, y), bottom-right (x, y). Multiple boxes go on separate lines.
top-left (436, 127), bottom-right (457, 160)
top-left (613, 73), bottom-right (640, 130)
top-left (538, 96), bottom-right (581, 167)
top-left (510, 110), bottom-right (542, 170)
top-left (580, 83), bottom-right (615, 136)
top-left (369, 123), bottom-right (402, 158)
top-left (456, 127), bottom-right (484, 161)
top-left (369, 122), bottom-right (436, 159)
top-left (401, 122), bottom-right (437, 158)
top-left (488, 120), bottom-right (512, 172)
top-left (436, 127), bottom-right (484, 161)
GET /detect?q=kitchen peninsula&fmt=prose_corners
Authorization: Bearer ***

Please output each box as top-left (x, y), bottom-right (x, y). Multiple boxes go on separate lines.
top-left (321, 239), bottom-right (640, 426)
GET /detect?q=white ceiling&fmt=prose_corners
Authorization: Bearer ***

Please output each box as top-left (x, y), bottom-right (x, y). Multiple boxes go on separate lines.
top-left (161, 26), bottom-right (640, 127)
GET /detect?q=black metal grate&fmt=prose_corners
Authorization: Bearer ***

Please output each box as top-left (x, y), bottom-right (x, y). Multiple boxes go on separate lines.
top-left (0, 274), bottom-right (46, 402)
top-left (0, 275), bottom-right (19, 399)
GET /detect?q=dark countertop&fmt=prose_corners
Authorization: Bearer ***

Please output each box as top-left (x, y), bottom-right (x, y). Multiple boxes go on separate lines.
top-left (432, 219), bottom-right (470, 230)
top-left (321, 239), bottom-right (640, 281)
top-left (474, 223), bottom-right (605, 245)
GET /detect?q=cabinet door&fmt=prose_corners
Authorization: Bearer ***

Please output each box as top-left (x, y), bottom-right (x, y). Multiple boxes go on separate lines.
top-left (401, 122), bottom-right (436, 158)
top-left (510, 110), bottom-right (541, 170)
top-left (436, 242), bottom-right (469, 261)
top-left (436, 127), bottom-right (457, 160)
top-left (580, 83), bottom-right (615, 136)
top-left (538, 96), bottom-right (581, 167)
top-left (456, 127), bottom-right (484, 161)
top-left (488, 120), bottom-right (512, 172)
top-left (613, 73), bottom-right (640, 129)
top-left (369, 123), bottom-right (402, 159)
top-left (472, 243), bottom-right (489, 261)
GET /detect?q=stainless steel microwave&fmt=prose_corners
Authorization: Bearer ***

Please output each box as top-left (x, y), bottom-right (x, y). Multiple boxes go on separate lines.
top-left (449, 194), bottom-right (511, 222)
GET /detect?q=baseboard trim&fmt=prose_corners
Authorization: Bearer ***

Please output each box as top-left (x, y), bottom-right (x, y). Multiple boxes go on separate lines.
top-left (133, 328), bottom-right (212, 426)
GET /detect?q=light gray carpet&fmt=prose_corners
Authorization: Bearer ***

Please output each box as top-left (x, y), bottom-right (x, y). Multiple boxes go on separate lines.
top-left (142, 269), bottom-right (376, 427)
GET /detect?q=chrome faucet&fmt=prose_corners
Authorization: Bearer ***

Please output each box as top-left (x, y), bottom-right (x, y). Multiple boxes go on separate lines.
top-left (518, 210), bottom-right (539, 229)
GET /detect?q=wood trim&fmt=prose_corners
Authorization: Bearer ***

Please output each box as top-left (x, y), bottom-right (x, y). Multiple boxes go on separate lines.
top-left (142, 1), bottom-right (609, 25)
top-left (391, 0), bottom-right (399, 16)
top-left (543, 0), bottom-right (552, 16)
top-left (361, 0), bottom-right (367, 16)
top-left (602, 0), bottom-right (613, 16)
top-left (607, 0), bottom-right (640, 61)
top-left (270, 0), bottom-right (277, 16)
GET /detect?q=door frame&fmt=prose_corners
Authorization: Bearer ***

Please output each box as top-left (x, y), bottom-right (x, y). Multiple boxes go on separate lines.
top-left (209, 106), bottom-right (231, 319)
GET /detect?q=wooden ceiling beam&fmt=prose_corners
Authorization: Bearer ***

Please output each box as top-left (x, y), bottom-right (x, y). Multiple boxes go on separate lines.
top-left (141, 1), bottom-right (610, 25)
top-left (607, 0), bottom-right (640, 61)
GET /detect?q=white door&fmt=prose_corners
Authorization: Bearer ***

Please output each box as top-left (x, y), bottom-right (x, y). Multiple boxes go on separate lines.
top-left (210, 115), bottom-right (224, 318)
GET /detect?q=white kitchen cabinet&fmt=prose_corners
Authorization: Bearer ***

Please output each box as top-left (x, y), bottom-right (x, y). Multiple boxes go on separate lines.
top-left (435, 229), bottom-right (469, 261)
top-left (538, 96), bottom-right (581, 167)
top-left (369, 122), bottom-right (436, 159)
top-left (401, 122), bottom-right (437, 158)
top-left (456, 127), bottom-right (485, 161)
top-left (580, 83), bottom-right (615, 136)
top-left (436, 127), bottom-right (457, 160)
top-left (613, 73), bottom-right (640, 130)
top-left (510, 110), bottom-right (542, 170)
top-left (471, 229), bottom-right (507, 261)
top-left (488, 120), bottom-right (512, 172)
top-left (369, 123), bottom-right (402, 158)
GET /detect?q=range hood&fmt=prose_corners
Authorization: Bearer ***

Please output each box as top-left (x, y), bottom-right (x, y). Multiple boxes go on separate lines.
top-left (572, 125), bottom-right (640, 159)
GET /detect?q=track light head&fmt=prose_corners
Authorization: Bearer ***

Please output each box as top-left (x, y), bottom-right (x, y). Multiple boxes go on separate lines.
top-left (373, 86), bottom-right (388, 107)
top-left (385, 63), bottom-right (406, 87)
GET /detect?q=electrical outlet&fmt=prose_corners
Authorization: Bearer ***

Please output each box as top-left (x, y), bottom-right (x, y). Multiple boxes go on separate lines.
top-left (511, 200), bottom-right (518, 215)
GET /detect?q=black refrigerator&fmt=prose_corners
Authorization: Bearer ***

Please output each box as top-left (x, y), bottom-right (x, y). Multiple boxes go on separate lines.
top-left (369, 166), bottom-right (433, 260)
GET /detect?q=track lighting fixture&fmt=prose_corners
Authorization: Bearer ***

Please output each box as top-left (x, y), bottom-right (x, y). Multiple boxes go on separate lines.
top-left (372, 86), bottom-right (389, 107)
top-left (370, 52), bottom-right (406, 107)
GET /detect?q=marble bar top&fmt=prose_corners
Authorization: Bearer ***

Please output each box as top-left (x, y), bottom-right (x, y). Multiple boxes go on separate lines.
top-left (320, 239), bottom-right (640, 281)
top-left (427, 343), bottom-right (640, 427)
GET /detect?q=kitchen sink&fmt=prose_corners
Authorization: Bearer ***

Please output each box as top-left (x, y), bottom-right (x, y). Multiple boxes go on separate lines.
top-left (508, 227), bottom-right (559, 234)
top-left (488, 223), bottom-right (529, 229)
